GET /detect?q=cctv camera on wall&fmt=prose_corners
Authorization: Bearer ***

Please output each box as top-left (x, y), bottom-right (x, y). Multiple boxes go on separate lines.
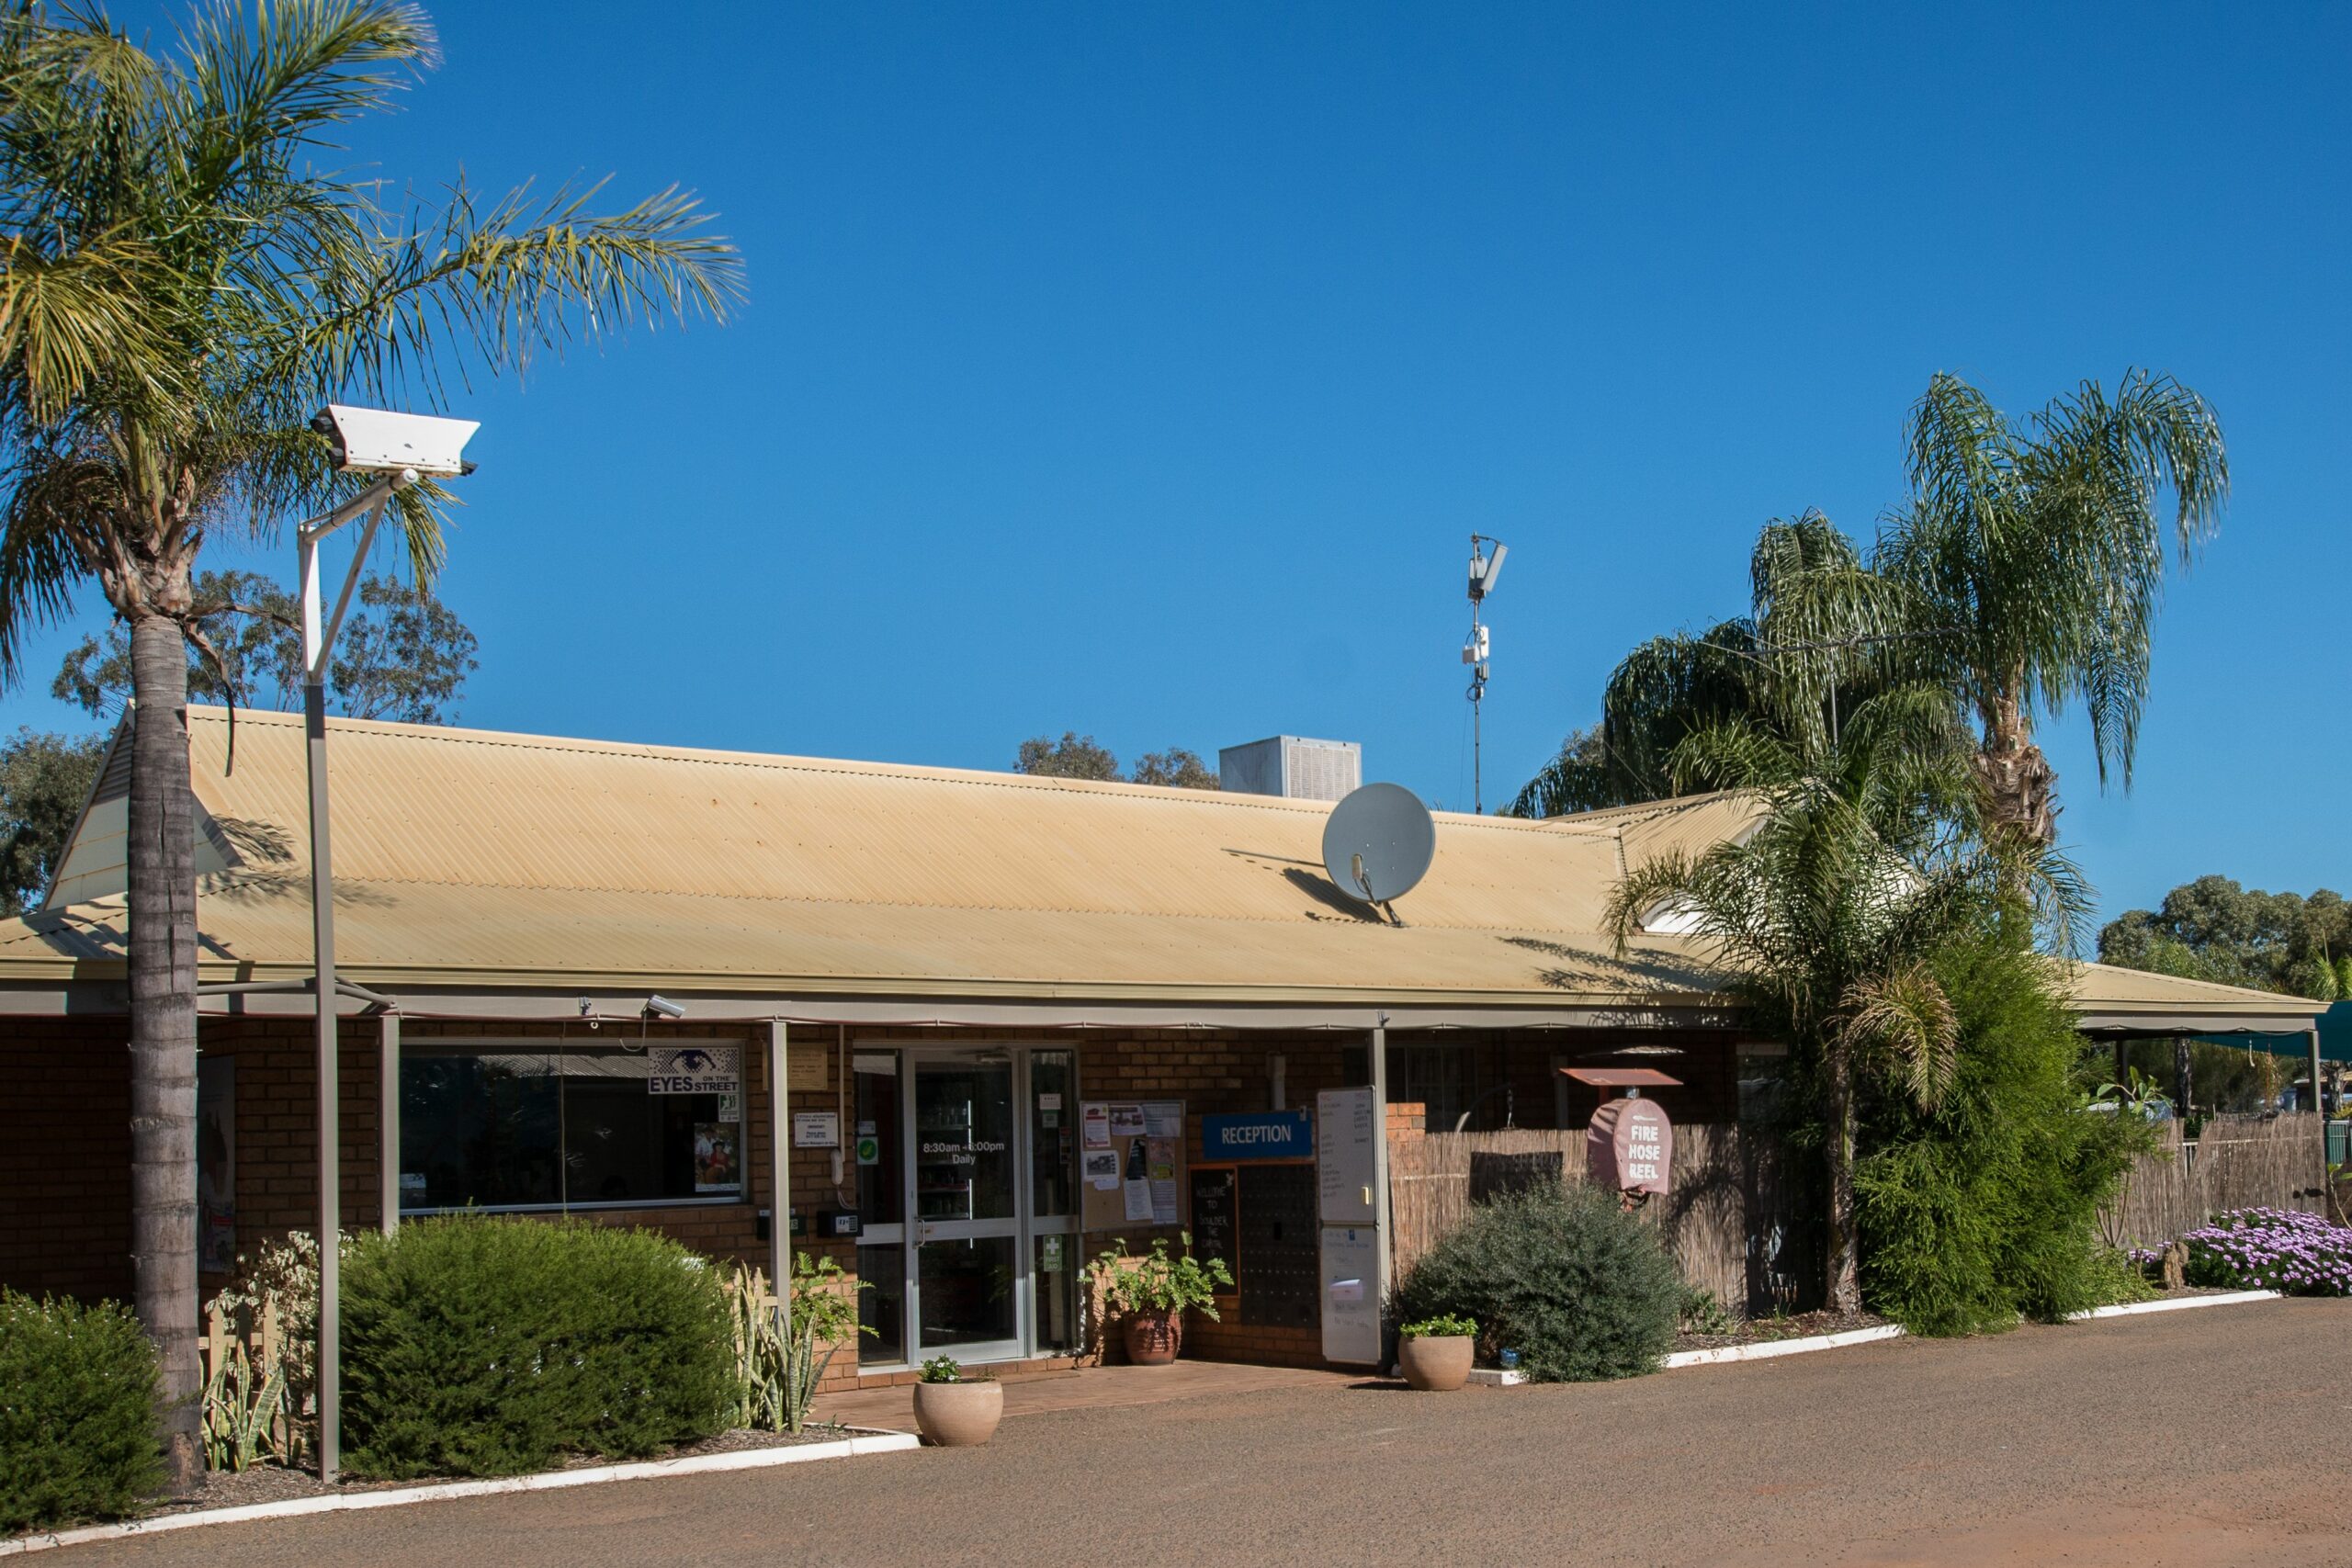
top-left (311, 405), bottom-right (481, 478)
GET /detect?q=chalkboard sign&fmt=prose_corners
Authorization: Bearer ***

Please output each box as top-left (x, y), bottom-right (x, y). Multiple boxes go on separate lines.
top-left (1189, 1168), bottom-right (1237, 1290)
top-left (1238, 1163), bottom-right (1319, 1329)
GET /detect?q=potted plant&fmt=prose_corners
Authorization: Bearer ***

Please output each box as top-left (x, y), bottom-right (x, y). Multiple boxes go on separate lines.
top-left (911, 1356), bottom-right (1002, 1447)
top-left (1397, 1314), bottom-right (1477, 1392)
top-left (1089, 1234), bottom-right (1234, 1366)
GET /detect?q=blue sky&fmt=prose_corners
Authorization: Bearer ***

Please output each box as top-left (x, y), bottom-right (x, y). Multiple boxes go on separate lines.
top-left (6, 2), bottom-right (2347, 926)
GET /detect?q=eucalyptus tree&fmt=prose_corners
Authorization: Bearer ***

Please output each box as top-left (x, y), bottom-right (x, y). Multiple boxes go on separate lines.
top-left (1603, 682), bottom-right (2088, 1312)
top-left (0, 1), bottom-right (740, 1482)
top-left (1878, 371), bottom-right (2228, 846)
top-left (1513, 511), bottom-right (1917, 816)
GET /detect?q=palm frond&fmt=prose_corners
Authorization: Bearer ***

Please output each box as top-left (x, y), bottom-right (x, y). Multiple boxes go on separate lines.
top-left (1836, 962), bottom-right (1958, 1111)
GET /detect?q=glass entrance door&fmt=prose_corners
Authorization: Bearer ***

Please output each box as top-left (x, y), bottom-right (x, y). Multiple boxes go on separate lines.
top-left (908, 1053), bottom-right (1026, 1360)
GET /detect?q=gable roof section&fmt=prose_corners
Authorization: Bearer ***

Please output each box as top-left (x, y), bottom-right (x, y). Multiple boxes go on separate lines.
top-left (0, 706), bottom-right (2320, 1032)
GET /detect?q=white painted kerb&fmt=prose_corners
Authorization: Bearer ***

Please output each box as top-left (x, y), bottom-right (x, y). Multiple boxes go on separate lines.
top-left (0, 1429), bottom-right (920, 1558)
top-left (1662, 1323), bottom-right (1906, 1369)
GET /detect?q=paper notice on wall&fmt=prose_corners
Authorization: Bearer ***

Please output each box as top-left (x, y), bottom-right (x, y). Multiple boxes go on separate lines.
top-left (694, 1122), bottom-right (742, 1193)
top-left (1149, 1178), bottom-right (1180, 1225)
top-left (1123, 1176), bottom-right (1155, 1224)
top-left (1082, 1104), bottom-right (1112, 1148)
top-left (1142, 1101), bottom-right (1182, 1139)
top-left (1083, 1150), bottom-right (1121, 1190)
top-left (1109, 1103), bottom-right (1146, 1139)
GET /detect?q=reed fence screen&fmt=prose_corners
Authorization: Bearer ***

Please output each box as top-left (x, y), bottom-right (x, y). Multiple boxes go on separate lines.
top-left (2099, 1112), bottom-right (2332, 1251)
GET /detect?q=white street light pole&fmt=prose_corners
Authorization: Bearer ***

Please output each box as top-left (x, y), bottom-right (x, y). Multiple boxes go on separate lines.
top-left (297, 405), bottom-right (477, 1483)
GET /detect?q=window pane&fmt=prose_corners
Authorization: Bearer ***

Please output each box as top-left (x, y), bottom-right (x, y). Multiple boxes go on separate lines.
top-left (1032, 1233), bottom-right (1077, 1352)
top-left (918, 1235), bottom-right (1018, 1350)
top-left (561, 1048), bottom-right (740, 1203)
top-left (401, 1050), bottom-right (560, 1210)
top-left (914, 1059), bottom-right (1016, 1222)
top-left (858, 1243), bottom-right (905, 1364)
top-left (1030, 1050), bottom-right (1076, 1218)
top-left (854, 1053), bottom-right (901, 1222)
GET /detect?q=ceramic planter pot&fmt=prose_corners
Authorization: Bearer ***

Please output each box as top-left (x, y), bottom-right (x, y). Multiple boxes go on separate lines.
top-left (1121, 1306), bottom-right (1183, 1366)
top-left (1398, 1334), bottom-right (1474, 1392)
top-left (912, 1379), bottom-right (1003, 1446)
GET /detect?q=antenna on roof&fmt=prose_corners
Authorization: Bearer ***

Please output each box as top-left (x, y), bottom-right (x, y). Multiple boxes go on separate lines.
top-left (1322, 783), bottom-right (1436, 926)
top-left (1464, 534), bottom-right (1506, 813)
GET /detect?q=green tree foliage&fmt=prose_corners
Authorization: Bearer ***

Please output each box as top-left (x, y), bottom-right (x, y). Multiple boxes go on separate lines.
top-left (0, 726), bottom-right (103, 914)
top-left (0, 0), bottom-right (739, 1482)
top-left (53, 569), bottom-right (477, 724)
top-left (2099, 875), bottom-right (2352, 1001)
top-left (1882, 371), bottom-right (2228, 846)
top-left (0, 1292), bottom-right (164, 1533)
top-left (1603, 671), bottom-right (2088, 1311)
top-left (1513, 511), bottom-right (1917, 817)
top-left (341, 1217), bottom-right (736, 1479)
top-left (1855, 935), bottom-right (2149, 1335)
top-left (1015, 732), bottom-right (1220, 788)
top-left (1393, 1182), bottom-right (1681, 1382)
top-left (1130, 747), bottom-right (1219, 789)
top-left (1519, 371), bottom-right (2228, 834)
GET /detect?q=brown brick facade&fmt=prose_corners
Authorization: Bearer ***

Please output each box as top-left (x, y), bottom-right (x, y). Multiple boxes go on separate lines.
top-left (0, 1012), bottom-right (1743, 1389)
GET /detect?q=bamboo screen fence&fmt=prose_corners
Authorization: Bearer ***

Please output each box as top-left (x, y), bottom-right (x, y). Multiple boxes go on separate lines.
top-left (1388, 1112), bottom-right (2333, 1318)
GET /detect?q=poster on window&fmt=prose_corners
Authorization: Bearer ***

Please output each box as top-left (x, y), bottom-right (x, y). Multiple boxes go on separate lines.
top-left (650, 1045), bottom-right (740, 1095)
top-left (197, 1056), bottom-right (235, 1272)
top-left (694, 1122), bottom-right (742, 1192)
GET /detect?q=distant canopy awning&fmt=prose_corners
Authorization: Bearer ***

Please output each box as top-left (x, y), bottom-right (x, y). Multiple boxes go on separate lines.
top-left (2192, 1000), bottom-right (2352, 1065)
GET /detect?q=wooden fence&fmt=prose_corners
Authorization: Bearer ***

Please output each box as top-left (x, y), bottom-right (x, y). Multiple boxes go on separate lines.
top-left (1389, 1113), bottom-right (2333, 1320)
top-left (1388, 1123), bottom-right (1811, 1317)
top-left (2099, 1113), bottom-right (2333, 1251)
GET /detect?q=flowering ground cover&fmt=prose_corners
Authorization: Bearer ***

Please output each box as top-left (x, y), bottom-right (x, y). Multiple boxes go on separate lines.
top-left (2180, 1208), bottom-right (2352, 1296)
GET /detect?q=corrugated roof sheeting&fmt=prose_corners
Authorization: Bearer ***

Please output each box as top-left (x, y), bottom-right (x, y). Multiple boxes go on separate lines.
top-left (0, 706), bottom-right (2318, 1028)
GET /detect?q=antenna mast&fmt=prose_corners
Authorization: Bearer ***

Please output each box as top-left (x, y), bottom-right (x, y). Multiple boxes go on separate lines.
top-left (1464, 533), bottom-right (1506, 813)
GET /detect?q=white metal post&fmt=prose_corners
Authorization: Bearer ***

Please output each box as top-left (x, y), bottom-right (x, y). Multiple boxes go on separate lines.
top-left (1369, 1013), bottom-right (1393, 1346)
top-left (770, 1020), bottom-right (792, 1325)
top-left (379, 1011), bottom-right (400, 1235)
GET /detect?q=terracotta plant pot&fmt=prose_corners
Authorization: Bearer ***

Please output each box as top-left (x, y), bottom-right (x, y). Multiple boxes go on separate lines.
top-left (912, 1379), bottom-right (1003, 1446)
top-left (1398, 1334), bottom-right (1475, 1392)
top-left (1121, 1307), bottom-right (1183, 1366)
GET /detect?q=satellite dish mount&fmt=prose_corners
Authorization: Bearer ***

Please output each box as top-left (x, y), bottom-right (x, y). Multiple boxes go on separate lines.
top-left (1322, 783), bottom-right (1437, 927)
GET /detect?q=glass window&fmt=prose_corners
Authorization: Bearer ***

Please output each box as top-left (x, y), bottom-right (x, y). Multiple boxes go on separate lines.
top-left (854, 1053), bottom-right (901, 1222)
top-left (1030, 1049), bottom-right (1077, 1218)
top-left (400, 1043), bottom-right (743, 1212)
top-left (858, 1242), bottom-right (906, 1364)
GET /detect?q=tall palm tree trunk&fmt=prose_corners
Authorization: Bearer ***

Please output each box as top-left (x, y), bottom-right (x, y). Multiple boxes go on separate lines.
top-left (1974, 693), bottom-right (2058, 848)
top-left (1826, 1053), bottom-right (1860, 1314)
top-left (126, 609), bottom-right (200, 1490)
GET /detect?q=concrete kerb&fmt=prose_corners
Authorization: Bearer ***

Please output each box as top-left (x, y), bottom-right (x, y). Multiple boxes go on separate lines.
top-left (0, 1428), bottom-right (921, 1559)
top-left (1464, 1287), bottom-right (2290, 1384)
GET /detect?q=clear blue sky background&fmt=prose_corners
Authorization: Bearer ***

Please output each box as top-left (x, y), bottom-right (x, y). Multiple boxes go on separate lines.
top-left (5, 2), bottom-right (2346, 927)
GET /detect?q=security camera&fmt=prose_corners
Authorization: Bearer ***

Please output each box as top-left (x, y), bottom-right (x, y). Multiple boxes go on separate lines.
top-left (643, 994), bottom-right (687, 1021)
top-left (311, 404), bottom-right (481, 478)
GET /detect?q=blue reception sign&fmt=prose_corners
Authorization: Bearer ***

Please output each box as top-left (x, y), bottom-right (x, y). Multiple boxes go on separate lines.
top-left (1202, 1109), bottom-right (1315, 1162)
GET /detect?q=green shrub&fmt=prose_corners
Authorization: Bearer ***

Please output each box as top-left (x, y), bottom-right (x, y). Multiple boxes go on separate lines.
top-left (1394, 1182), bottom-right (1680, 1382)
top-left (342, 1217), bottom-right (735, 1479)
top-left (0, 1292), bottom-right (163, 1533)
top-left (1855, 936), bottom-right (2150, 1336)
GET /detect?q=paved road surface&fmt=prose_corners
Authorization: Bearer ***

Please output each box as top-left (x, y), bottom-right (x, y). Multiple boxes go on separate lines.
top-left (52, 1299), bottom-right (2352, 1567)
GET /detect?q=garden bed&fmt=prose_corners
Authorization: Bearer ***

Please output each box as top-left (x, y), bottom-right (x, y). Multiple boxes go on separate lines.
top-left (149, 1425), bottom-right (855, 1518)
top-left (1672, 1308), bottom-right (1888, 1355)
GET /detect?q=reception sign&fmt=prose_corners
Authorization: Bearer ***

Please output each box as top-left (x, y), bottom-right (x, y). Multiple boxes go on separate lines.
top-left (1202, 1109), bottom-right (1314, 1161)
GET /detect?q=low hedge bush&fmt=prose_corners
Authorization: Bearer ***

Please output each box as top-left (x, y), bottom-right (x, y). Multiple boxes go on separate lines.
top-left (1394, 1181), bottom-right (1680, 1382)
top-left (342, 1217), bottom-right (735, 1479)
top-left (0, 1292), bottom-right (162, 1534)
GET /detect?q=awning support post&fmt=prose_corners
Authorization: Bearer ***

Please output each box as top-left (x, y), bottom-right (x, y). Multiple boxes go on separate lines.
top-left (2311, 1024), bottom-right (2329, 1203)
top-left (378, 1011), bottom-right (400, 1235)
top-left (1370, 1011), bottom-right (1393, 1359)
top-left (770, 1020), bottom-right (792, 1330)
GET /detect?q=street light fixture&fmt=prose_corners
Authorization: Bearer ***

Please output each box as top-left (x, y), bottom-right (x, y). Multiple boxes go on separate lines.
top-left (299, 405), bottom-right (477, 1483)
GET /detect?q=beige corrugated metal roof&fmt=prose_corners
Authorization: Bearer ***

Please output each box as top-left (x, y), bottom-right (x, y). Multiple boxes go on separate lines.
top-left (0, 706), bottom-right (2318, 1027)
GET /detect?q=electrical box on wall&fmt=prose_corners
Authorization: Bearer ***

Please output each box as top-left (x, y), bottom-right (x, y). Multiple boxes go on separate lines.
top-left (819, 1210), bottom-right (862, 1238)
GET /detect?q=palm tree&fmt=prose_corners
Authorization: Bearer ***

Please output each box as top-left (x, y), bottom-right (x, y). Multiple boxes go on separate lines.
top-left (1513, 511), bottom-right (1918, 816)
top-left (1603, 682), bottom-right (2088, 1312)
top-left (1878, 370), bottom-right (2228, 846)
top-left (0, 1), bottom-right (740, 1483)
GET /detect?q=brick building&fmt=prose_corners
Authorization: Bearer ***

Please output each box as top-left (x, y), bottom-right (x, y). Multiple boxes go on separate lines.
top-left (0, 707), bottom-right (2317, 1386)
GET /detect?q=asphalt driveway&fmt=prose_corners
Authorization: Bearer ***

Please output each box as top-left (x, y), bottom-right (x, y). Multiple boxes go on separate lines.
top-left (44, 1298), bottom-right (2352, 1567)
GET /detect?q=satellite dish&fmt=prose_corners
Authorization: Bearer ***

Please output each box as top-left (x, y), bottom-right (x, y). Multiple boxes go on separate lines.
top-left (1321, 783), bottom-right (1436, 911)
